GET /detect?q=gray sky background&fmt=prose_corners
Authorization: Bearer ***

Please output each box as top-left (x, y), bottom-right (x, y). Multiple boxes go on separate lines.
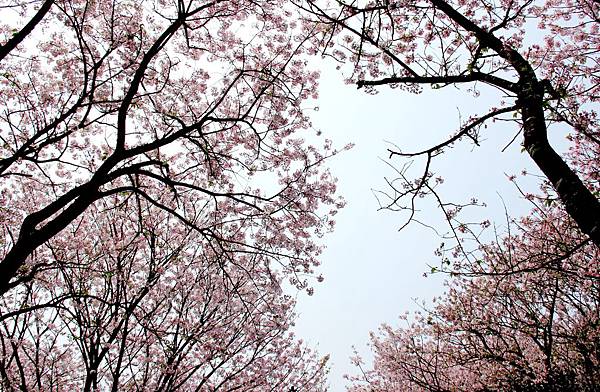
top-left (294, 62), bottom-right (558, 391)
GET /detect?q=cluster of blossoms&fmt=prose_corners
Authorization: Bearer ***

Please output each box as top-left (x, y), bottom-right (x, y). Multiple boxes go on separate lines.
top-left (0, 0), bottom-right (345, 389)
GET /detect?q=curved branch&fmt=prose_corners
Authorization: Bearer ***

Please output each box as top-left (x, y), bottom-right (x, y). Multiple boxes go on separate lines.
top-left (388, 105), bottom-right (518, 158)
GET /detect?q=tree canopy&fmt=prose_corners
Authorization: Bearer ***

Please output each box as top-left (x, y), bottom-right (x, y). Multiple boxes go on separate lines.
top-left (1, 0), bottom-right (600, 390)
top-left (0, 0), bottom-right (341, 389)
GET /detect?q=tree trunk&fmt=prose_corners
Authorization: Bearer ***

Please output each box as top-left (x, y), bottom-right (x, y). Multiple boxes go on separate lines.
top-left (520, 79), bottom-right (600, 248)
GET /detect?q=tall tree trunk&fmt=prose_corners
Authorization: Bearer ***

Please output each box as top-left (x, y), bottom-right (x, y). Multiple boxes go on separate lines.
top-left (520, 79), bottom-right (600, 247)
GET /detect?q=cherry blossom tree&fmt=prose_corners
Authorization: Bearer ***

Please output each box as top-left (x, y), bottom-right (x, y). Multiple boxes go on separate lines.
top-left (0, 0), bottom-right (344, 295)
top-left (298, 0), bottom-right (600, 247)
top-left (0, 200), bottom-right (330, 390)
top-left (344, 74), bottom-right (600, 390)
top-left (345, 137), bottom-right (599, 391)
top-left (347, 205), bottom-right (599, 390)
top-left (292, 2), bottom-right (600, 387)
top-left (0, 0), bottom-right (342, 389)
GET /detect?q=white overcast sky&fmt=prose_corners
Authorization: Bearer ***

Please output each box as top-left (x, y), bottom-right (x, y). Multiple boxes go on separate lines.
top-left (293, 62), bottom-right (562, 391)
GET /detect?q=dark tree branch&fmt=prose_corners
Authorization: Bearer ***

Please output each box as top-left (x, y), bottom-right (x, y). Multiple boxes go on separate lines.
top-left (0, 0), bottom-right (54, 62)
top-left (358, 72), bottom-right (518, 93)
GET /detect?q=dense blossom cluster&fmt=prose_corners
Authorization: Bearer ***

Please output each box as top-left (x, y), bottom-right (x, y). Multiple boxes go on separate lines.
top-left (2, 203), bottom-right (331, 390)
top-left (347, 191), bottom-right (600, 390)
top-left (0, 0), bottom-right (342, 389)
